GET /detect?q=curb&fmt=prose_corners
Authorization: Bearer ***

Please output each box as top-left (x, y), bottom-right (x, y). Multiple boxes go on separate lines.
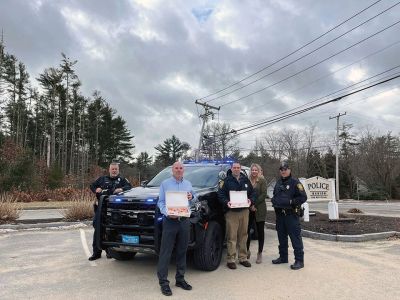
top-left (16, 218), bottom-right (64, 224)
top-left (265, 222), bottom-right (399, 242)
top-left (0, 220), bottom-right (92, 230)
top-left (20, 207), bottom-right (68, 210)
top-left (1, 220), bottom-right (398, 242)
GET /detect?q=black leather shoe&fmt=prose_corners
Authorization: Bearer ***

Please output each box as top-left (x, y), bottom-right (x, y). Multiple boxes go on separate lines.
top-left (290, 260), bottom-right (304, 270)
top-left (176, 280), bottom-right (192, 290)
top-left (239, 260), bottom-right (252, 267)
top-left (106, 251), bottom-right (112, 259)
top-left (88, 253), bottom-right (101, 261)
top-left (272, 257), bottom-right (288, 264)
top-left (227, 262), bottom-right (237, 269)
top-left (161, 285), bottom-right (172, 296)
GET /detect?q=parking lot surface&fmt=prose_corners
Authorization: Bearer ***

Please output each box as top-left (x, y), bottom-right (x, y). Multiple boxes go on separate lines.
top-left (1, 227), bottom-right (399, 299)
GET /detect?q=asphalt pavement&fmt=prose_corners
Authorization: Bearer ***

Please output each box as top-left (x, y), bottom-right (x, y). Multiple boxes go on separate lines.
top-left (1, 227), bottom-right (399, 300)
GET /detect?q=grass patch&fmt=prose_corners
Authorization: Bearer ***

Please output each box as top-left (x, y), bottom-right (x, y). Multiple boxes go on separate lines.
top-left (0, 193), bottom-right (22, 224)
top-left (62, 191), bottom-right (95, 222)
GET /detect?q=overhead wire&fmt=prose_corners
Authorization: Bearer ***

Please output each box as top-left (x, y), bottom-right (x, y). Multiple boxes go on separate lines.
top-left (233, 73), bottom-right (400, 136)
top-left (280, 83), bottom-right (400, 129)
top-left (226, 65), bottom-right (400, 129)
top-left (238, 39), bottom-right (400, 116)
top-left (218, 19), bottom-right (400, 108)
top-left (197, 0), bottom-right (383, 101)
top-left (216, 39), bottom-right (400, 122)
top-left (205, 1), bottom-right (400, 104)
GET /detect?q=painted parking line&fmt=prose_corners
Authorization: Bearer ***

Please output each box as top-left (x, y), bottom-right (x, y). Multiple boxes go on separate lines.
top-left (80, 228), bottom-right (97, 267)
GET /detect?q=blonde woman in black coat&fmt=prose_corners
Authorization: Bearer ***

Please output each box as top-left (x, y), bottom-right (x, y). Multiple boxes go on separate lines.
top-left (247, 163), bottom-right (267, 263)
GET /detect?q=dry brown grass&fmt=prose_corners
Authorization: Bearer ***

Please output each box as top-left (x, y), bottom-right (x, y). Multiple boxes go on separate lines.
top-left (62, 190), bottom-right (95, 221)
top-left (347, 208), bottom-right (364, 214)
top-left (0, 193), bottom-right (22, 224)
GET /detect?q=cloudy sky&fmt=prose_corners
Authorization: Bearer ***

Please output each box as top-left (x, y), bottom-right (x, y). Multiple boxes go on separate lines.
top-left (1, 0), bottom-right (400, 157)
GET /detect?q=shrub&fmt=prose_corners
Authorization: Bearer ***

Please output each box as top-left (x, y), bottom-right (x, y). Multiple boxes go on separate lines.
top-left (358, 190), bottom-right (389, 200)
top-left (9, 190), bottom-right (33, 202)
top-left (48, 165), bottom-right (64, 189)
top-left (347, 208), bottom-right (363, 214)
top-left (0, 139), bottom-right (36, 191)
top-left (62, 191), bottom-right (95, 221)
top-left (0, 193), bottom-right (21, 224)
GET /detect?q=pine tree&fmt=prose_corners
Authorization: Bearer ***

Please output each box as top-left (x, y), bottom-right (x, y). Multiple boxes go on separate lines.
top-left (155, 135), bottom-right (190, 166)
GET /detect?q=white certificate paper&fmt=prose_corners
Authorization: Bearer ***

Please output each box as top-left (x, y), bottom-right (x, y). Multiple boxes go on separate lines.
top-left (166, 191), bottom-right (190, 217)
top-left (229, 191), bottom-right (249, 208)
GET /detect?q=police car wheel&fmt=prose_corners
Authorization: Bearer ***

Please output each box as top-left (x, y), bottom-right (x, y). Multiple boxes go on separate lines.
top-left (193, 221), bottom-right (223, 271)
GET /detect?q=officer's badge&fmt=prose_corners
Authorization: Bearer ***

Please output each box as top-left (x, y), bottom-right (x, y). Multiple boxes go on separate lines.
top-left (219, 181), bottom-right (224, 188)
top-left (297, 183), bottom-right (304, 191)
top-left (286, 185), bottom-right (290, 190)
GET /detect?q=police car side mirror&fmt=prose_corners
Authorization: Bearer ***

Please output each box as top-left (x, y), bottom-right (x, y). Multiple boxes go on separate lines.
top-left (218, 171), bottom-right (226, 180)
top-left (140, 180), bottom-right (148, 187)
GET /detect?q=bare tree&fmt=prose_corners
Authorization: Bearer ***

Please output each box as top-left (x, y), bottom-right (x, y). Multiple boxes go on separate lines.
top-left (202, 122), bottom-right (238, 159)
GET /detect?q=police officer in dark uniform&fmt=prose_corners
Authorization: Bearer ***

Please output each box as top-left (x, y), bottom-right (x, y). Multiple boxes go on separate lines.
top-left (271, 161), bottom-right (307, 270)
top-left (89, 162), bottom-right (132, 261)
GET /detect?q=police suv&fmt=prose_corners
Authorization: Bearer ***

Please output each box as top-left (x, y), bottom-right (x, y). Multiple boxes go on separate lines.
top-left (96, 161), bottom-right (249, 271)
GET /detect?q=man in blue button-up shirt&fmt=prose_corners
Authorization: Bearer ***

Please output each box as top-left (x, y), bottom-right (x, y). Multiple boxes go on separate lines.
top-left (157, 161), bottom-right (196, 296)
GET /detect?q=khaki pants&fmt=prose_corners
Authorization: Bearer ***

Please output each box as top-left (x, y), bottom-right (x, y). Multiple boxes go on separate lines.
top-left (225, 209), bottom-right (249, 263)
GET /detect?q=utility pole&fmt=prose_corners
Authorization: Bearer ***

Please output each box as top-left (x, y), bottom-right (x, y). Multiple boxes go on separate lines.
top-left (329, 112), bottom-right (346, 202)
top-left (195, 100), bottom-right (220, 161)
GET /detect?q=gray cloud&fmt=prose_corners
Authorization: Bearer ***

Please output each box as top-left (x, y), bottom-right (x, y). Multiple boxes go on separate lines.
top-left (1, 0), bottom-right (399, 157)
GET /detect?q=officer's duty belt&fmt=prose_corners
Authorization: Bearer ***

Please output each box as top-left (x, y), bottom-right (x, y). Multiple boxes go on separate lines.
top-left (276, 208), bottom-right (295, 215)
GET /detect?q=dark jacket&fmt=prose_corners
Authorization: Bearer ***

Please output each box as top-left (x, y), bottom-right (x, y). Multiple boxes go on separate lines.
top-left (253, 176), bottom-right (267, 222)
top-left (271, 175), bottom-right (307, 209)
top-left (90, 175), bottom-right (132, 200)
top-left (218, 169), bottom-right (255, 212)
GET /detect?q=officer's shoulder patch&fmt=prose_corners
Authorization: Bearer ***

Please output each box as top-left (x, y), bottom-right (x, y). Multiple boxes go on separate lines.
top-left (297, 183), bottom-right (304, 191)
top-left (219, 181), bottom-right (224, 189)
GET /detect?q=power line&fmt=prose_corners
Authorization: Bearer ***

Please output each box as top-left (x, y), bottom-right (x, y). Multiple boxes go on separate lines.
top-left (218, 19), bottom-right (400, 108)
top-left (234, 39), bottom-right (400, 116)
top-left (196, 0), bottom-right (383, 101)
top-left (233, 73), bottom-right (400, 136)
top-left (205, 1), bottom-right (400, 104)
top-left (235, 144), bottom-right (336, 152)
top-left (227, 66), bottom-right (400, 129)
top-left (217, 74), bottom-right (400, 126)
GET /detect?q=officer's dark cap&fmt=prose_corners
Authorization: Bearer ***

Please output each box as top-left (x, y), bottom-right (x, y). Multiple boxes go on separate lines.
top-left (279, 161), bottom-right (290, 170)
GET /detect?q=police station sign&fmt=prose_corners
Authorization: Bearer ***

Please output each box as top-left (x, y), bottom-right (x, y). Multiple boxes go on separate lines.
top-left (299, 176), bottom-right (335, 202)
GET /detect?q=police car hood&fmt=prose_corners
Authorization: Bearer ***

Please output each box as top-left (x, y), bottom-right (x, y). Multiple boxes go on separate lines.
top-left (122, 187), bottom-right (160, 199)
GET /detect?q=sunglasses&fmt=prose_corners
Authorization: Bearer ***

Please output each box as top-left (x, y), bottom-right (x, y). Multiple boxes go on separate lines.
top-left (279, 167), bottom-right (289, 171)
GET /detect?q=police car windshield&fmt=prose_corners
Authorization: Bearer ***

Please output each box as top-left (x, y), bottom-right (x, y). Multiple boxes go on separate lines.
top-left (146, 165), bottom-right (222, 188)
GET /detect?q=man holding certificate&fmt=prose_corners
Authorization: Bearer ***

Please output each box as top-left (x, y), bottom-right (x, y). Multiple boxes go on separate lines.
top-left (218, 162), bottom-right (255, 269)
top-left (156, 161), bottom-right (196, 296)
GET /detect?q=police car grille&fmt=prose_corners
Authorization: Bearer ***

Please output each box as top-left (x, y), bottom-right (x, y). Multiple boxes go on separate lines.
top-left (108, 202), bottom-right (157, 210)
top-left (107, 210), bottom-right (155, 226)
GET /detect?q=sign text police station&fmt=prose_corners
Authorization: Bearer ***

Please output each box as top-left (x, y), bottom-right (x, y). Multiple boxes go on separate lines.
top-left (300, 176), bottom-right (335, 202)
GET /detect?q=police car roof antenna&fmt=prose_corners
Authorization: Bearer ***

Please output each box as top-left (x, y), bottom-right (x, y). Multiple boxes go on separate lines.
top-left (195, 100), bottom-right (220, 162)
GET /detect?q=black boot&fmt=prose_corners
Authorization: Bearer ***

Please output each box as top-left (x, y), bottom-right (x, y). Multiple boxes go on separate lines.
top-left (272, 257), bottom-right (288, 264)
top-left (88, 252), bottom-right (101, 261)
top-left (290, 260), bottom-right (304, 270)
